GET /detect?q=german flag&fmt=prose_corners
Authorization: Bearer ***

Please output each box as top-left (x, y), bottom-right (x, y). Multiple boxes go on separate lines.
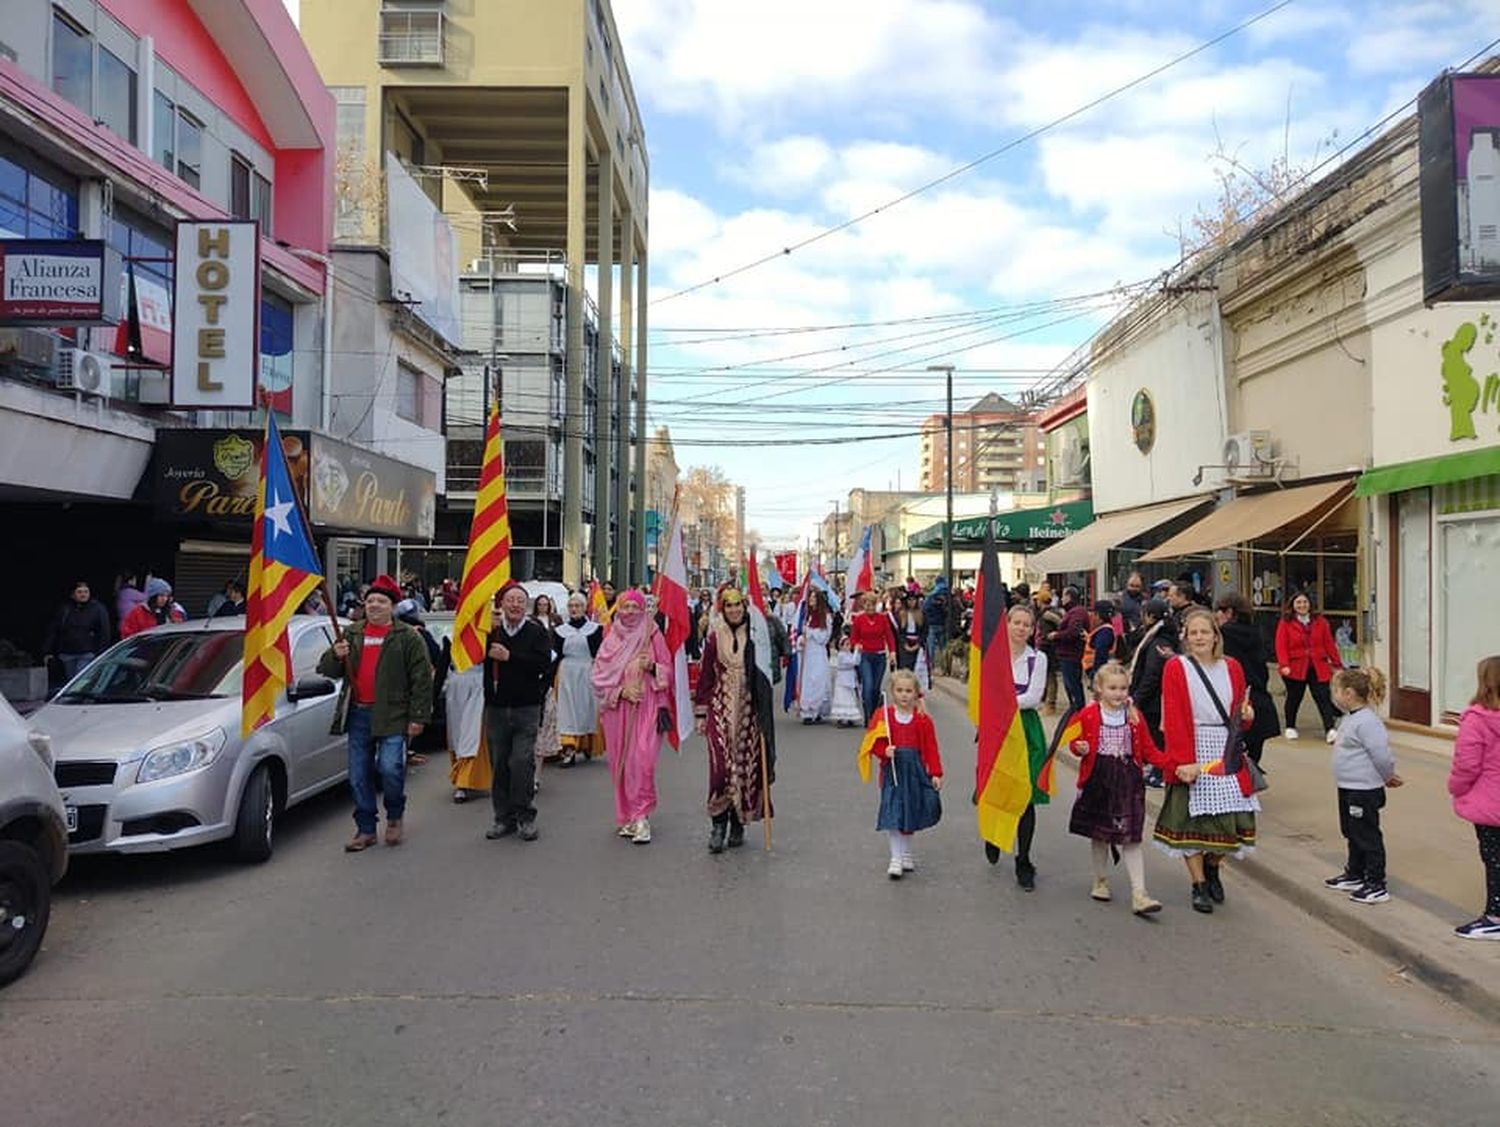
top-left (970, 517), bottom-right (1034, 852)
top-left (1041, 710), bottom-right (1082, 796)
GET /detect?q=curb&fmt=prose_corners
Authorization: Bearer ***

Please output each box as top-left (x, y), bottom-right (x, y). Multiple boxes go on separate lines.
top-left (930, 675), bottom-right (1500, 1025)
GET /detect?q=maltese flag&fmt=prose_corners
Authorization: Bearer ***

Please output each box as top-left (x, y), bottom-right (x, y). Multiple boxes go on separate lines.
top-left (653, 508), bottom-right (695, 748)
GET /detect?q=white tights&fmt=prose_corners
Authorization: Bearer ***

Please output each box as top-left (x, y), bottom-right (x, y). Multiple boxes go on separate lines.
top-left (888, 831), bottom-right (913, 860)
top-left (1092, 840), bottom-right (1145, 891)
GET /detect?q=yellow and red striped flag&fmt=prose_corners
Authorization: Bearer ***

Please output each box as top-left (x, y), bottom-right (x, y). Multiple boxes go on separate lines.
top-left (971, 516), bottom-right (1036, 852)
top-left (857, 705), bottom-right (890, 784)
top-left (242, 414), bottom-right (323, 737)
top-left (587, 578), bottom-right (611, 625)
top-left (450, 404), bottom-right (512, 673)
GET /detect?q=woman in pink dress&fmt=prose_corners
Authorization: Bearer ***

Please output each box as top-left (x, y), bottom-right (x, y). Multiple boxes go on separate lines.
top-left (592, 590), bottom-right (674, 844)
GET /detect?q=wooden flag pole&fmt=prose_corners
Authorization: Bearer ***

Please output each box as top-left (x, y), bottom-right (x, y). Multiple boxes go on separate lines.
top-left (759, 729), bottom-right (772, 851)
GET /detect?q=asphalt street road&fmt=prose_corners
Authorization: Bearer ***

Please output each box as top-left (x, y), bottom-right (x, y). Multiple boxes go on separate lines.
top-left (5, 691), bottom-right (1499, 1127)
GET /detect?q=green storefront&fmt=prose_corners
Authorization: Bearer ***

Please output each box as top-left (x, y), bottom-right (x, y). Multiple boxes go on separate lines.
top-left (909, 499), bottom-right (1095, 552)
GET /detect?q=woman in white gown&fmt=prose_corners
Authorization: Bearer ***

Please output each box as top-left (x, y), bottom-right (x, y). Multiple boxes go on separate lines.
top-left (554, 591), bottom-right (604, 765)
top-left (798, 588), bottom-right (834, 724)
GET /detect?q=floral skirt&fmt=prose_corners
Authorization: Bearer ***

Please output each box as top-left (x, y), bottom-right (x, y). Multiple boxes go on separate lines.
top-left (1152, 783), bottom-right (1257, 858)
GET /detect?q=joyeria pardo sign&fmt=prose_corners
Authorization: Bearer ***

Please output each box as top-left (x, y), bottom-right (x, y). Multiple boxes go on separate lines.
top-left (171, 221), bottom-right (260, 408)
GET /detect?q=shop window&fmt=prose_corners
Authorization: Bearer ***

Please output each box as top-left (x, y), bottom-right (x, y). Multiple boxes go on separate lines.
top-left (176, 110), bottom-right (203, 189)
top-left (50, 10), bottom-right (92, 115)
top-left (152, 91), bottom-right (175, 170)
top-left (96, 47), bottom-right (137, 144)
top-left (230, 154), bottom-right (252, 218)
top-left (1440, 514), bottom-right (1500, 714)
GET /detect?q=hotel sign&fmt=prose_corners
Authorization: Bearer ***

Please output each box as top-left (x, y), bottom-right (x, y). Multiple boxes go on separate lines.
top-left (172, 221), bottom-right (260, 408)
top-left (0, 239), bottom-right (121, 325)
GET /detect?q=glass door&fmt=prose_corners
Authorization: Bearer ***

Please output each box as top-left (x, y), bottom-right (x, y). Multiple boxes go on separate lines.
top-left (1389, 491), bottom-right (1431, 724)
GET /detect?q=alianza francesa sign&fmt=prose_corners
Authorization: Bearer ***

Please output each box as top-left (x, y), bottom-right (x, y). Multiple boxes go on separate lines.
top-left (172, 221), bottom-right (260, 409)
top-left (0, 239), bottom-right (121, 325)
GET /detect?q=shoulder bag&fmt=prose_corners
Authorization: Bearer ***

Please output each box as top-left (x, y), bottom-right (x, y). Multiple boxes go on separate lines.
top-left (1186, 657), bottom-right (1269, 793)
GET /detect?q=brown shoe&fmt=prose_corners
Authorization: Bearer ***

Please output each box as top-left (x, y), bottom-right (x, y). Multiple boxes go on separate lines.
top-left (344, 832), bottom-right (377, 853)
top-left (384, 820), bottom-right (403, 846)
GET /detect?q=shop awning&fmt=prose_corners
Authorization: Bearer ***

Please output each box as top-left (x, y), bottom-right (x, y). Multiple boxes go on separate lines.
top-left (909, 499), bottom-right (1094, 550)
top-left (1139, 479), bottom-right (1354, 562)
top-left (1027, 496), bottom-right (1210, 575)
top-left (1354, 446), bottom-right (1500, 497)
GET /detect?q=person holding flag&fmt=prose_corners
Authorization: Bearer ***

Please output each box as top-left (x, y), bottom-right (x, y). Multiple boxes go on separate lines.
top-left (796, 587), bottom-right (834, 724)
top-left (319, 574), bottom-right (433, 851)
top-left (694, 586), bottom-right (776, 853)
top-left (972, 533), bottom-right (1055, 891)
top-left (858, 669), bottom-right (943, 879)
top-left (592, 591), bottom-right (673, 844)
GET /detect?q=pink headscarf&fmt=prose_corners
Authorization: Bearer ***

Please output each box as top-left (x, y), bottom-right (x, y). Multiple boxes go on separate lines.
top-left (591, 590), bottom-right (653, 695)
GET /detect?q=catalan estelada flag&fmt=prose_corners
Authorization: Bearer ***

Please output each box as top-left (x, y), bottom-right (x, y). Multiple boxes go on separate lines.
top-left (970, 517), bottom-right (1034, 853)
top-left (242, 414), bottom-right (323, 737)
top-left (450, 404), bottom-right (512, 673)
top-left (858, 705), bottom-right (890, 784)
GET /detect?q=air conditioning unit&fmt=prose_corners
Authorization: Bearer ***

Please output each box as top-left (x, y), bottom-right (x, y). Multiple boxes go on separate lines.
top-left (57, 348), bottom-right (111, 397)
top-left (1223, 430), bottom-right (1273, 477)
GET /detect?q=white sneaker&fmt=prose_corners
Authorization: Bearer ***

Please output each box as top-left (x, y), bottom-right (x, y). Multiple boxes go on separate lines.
top-left (1284, 728), bottom-right (1299, 740)
top-left (887, 858), bottom-right (904, 880)
top-left (901, 853), bottom-right (916, 872)
top-left (618, 820), bottom-right (638, 838)
top-left (631, 819), bottom-right (652, 844)
top-left (1326, 729), bottom-right (1338, 745)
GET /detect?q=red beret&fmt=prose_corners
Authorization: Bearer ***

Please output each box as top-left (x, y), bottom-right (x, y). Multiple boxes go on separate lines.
top-left (366, 574), bottom-right (402, 603)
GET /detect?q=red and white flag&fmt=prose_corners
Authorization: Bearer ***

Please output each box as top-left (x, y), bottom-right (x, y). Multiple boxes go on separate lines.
top-left (653, 508), bottom-right (695, 748)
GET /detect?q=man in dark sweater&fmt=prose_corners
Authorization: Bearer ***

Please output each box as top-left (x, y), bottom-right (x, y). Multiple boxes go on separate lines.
top-left (43, 580), bottom-right (112, 681)
top-left (483, 581), bottom-right (554, 842)
top-left (1046, 585), bottom-right (1091, 714)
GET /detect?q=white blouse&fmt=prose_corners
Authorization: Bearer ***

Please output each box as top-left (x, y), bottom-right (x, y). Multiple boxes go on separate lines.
top-left (1013, 646), bottom-right (1048, 711)
top-left (1177, 655), bottom-right (1233, 725)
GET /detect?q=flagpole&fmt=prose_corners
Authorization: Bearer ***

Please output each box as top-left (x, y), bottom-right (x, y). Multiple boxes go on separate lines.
top-left (276, 414), bottom-right (353, 680)
top-left (758, 729), bottom-right (772, 851)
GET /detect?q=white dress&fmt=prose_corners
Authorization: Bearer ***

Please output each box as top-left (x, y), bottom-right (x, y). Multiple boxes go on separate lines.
top-left (831, 651), bottom-right (862, 722)
top-left (444, 665), bottom-right (485, 760)
top-left (554, 620), bottom-right (601, 736)
top-left (798, 621), bottom-right (834, 719)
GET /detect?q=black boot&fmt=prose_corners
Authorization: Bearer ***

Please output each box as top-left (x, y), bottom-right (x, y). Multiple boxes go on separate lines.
top-left (1191, 881), bottom-right (1214, 913)
top-left (708, 819), bottom-right (727, 854)
top-left (1203, 859), bottom-right (1226, 904)
top-left (984, 842), bottom-right (1001, 865)
top-left (1015, 857), bottom-right (1036, 891)
top-left (727, 813), bottom-right (746, 849)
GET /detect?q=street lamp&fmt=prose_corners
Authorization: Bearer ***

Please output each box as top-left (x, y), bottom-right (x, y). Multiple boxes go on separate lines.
top-left (927, 364), bottom-right (955, 645)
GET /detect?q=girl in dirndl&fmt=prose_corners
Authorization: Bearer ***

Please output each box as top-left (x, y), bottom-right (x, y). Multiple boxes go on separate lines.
top-left (869, 669), bottom-right (944, 879)
top-left (1066, 661), bottom-right (1169, 917)
top-left (1152, 606), bottom-right (1260, 915)
top-left (984, 603), bottom-right (1050, 891)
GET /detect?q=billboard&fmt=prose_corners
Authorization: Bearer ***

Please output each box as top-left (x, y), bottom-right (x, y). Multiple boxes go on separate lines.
top-left (154, 427), bottom-right (311, 523)
top-left (171, 221), bottom-right (260, 408)
top-left (1420, 73), bottom-right (1500, 303)
top-left (309, 432), bottom-right (437, 540)
top-left (386, 156), bottom-right (461, 347)
top-left (0, 239), bottom-right (122, 325)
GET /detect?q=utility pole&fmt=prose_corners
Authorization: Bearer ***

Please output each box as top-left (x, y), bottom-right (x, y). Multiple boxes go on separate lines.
top-left (928, 364), bottom-right (955, 645)
top-left (829, 497), bottom-right (841, 574)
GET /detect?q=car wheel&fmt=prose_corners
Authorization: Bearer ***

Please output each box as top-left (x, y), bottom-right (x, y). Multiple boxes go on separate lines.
top-left (232, 764), bottom-right (276, 864)
top-left (0, 839), bottom-right (52, 987)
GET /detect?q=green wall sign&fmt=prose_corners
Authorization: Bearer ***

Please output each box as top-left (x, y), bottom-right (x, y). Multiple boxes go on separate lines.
top-left (1442, 314), bottom-right (1500, 440)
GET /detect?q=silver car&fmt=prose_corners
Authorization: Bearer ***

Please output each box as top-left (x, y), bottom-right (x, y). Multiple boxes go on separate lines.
top-left (0, 692), bottom-right (68, 985)
top-left (28, 617), bottom-right (348, 862)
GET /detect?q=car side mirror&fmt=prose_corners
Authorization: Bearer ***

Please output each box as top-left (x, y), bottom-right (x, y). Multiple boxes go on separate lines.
top-left (287, 675), bottom-right (337, 702)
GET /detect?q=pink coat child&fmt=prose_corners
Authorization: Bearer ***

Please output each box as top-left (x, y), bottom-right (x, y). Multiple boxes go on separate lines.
top-left (591, 590), bottom-right (674, 841)
top-left (1450, 704), bottom-right (1500, 828)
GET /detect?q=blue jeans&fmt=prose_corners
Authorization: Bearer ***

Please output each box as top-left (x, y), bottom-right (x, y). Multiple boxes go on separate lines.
top-left (926, 625), bottom-right (946, 662)
top-left (347, 705), bottom-right (408, 835)
top-left (58, 653), bottom-right (95, 681)
top-left (858, 652), bottom-right (887, 724)
top-left (1059, 658), bottom-right (1085, 714)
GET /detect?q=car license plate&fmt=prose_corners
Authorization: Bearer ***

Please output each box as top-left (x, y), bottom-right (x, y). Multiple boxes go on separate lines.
top-left (65, 806), bottom-right (78, 833)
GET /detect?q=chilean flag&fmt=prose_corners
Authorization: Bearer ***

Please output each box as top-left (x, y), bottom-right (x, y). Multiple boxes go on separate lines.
top-left (844, 524), bottom-right (875, 597)
top-left (652, 508), bottom-right (695, 749)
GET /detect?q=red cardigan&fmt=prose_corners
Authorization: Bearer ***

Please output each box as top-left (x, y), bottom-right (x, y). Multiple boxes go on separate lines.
top-left (1161, 656), bottom-right (1255, 797)
top-left (849, 611), bottom-right (896, 655)
top-left (1274, 615), bottom-right (1342, 682)
top-left (1071, 701), bottom-right (1168, 788)
top-left (870, 708), bottom-right (943, 780)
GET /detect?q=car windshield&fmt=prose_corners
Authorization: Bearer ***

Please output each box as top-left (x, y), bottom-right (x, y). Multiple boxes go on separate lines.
top-left (56, 630), bottom-right (243, 703)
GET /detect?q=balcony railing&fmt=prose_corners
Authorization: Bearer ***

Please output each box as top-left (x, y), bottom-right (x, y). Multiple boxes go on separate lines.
top-left (378, 10), bottom-right (445, 66)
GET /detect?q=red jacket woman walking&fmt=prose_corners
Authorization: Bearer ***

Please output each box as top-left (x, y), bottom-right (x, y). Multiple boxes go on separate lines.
top-left (1274, 592), bottom-right (1342, 743)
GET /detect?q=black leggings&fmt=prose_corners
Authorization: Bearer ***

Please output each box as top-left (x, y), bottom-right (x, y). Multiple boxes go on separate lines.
top-left (1016, 804), bottom-right (1036, 864)
top-left (1479, 824), bottom-right (1500, 918)
top-left (1284, 675), bottom-right (1338, 732)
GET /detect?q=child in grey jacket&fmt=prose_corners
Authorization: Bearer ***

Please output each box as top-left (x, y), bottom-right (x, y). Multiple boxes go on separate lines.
top-left (1325, 668), bottom-right (1403, 904)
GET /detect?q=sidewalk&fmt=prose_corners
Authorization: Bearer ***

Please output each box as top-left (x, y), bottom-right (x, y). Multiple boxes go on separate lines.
top-left (931, 675), bottom-right (1500, 1023)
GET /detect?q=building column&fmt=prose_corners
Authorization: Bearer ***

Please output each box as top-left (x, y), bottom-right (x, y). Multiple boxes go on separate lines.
top-left (618, 202), bottom-right (636, 584)
top-left (632, 243), bottom-right (649, 585)
top-left (592, 150), bottom-right (615, 583)
top-left (562, 88), bottom-right (588, 587)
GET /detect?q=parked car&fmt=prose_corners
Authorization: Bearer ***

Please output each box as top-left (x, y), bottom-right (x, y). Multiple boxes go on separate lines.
top-left (0, 691), bottom-right (68, 986)
top-left (28, 617), bottom-right (348, 863)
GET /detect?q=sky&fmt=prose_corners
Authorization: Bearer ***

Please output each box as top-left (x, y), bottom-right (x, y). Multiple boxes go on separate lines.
top-left (286, 0), bottom-right (1500, 547)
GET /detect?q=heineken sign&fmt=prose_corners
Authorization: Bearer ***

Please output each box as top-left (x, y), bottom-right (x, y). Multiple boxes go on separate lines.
top-left (910, 499), bottom-right (1094, 550)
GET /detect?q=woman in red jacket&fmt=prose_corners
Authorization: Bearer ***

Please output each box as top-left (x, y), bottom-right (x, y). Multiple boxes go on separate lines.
top-left (849, 591), bottom-right (896, 725)
top-left (1151, 607), bottom-right (1260, 914)
top-left (1274, 591), bottom-right (1343, 743)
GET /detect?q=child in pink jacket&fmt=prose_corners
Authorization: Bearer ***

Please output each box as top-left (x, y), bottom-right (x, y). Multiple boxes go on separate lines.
top-left (1448, 655), bottom-right (1500, 941)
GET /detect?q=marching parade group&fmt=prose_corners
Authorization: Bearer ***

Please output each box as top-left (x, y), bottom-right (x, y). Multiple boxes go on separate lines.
top-left (310, 562), bottom-right (1500, 941)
